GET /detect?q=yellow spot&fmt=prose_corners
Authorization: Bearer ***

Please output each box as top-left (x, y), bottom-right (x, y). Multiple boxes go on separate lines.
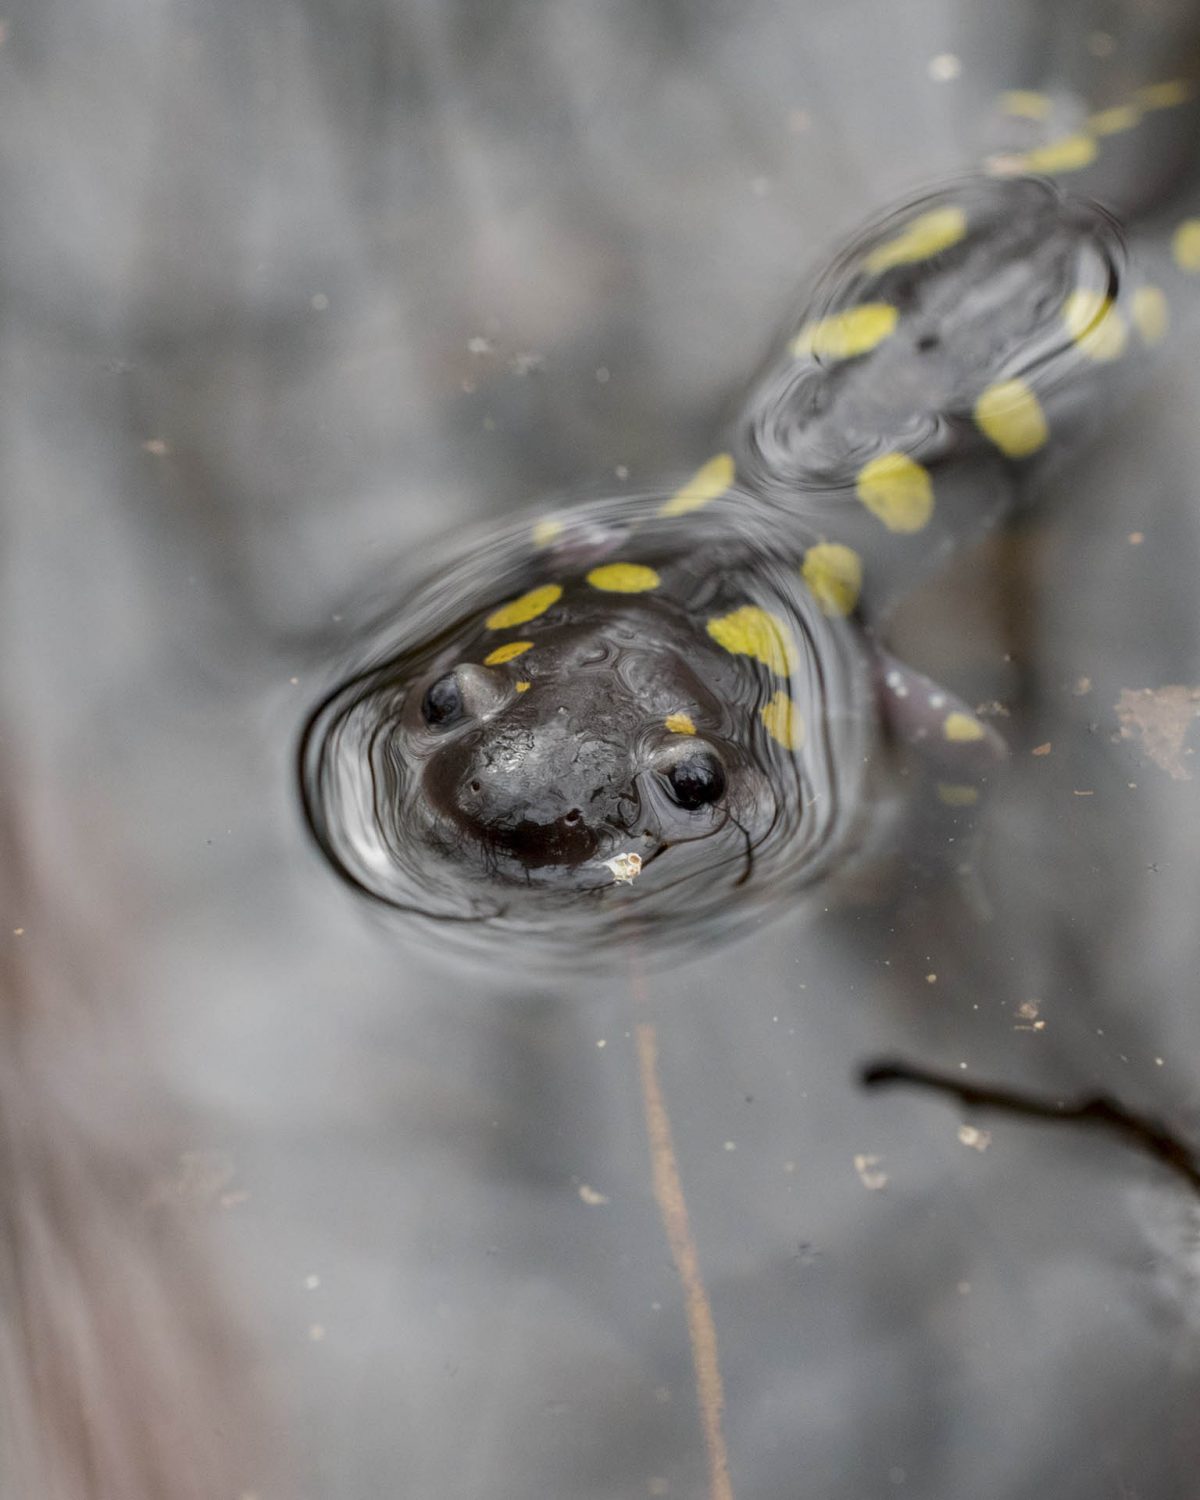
top-left (1135, 79), bottom-right (1194, 111)
top-left (665, 712), bottom-right (696, 735)
top-left (706, 606), bottom-right (800, 676)
top-left (862, 207), bottom-right (968, 273)
top-left (484, 640), bottom-right (533, 666)
top-left (999, 90), bottom-right (1051, 119)
top-left (515, 680), bottom-right (531, 693)
top-left (937, 783), bottom-right (980, 807)
top-left (944, 711), bottom-right (985, 743)
top-left (801, 542), bottom-right (863, 616)
top-left (855, 452), bottom-right (934, 533)
top-left (1087, 103), bottom-right (1141, 136)
top-left (792, 303), bottom-right (898, 360)
top-left (974, 378), bottom-right (1049, 458)
top-left (1019, 133), bottom-right (1097, 174)
top-left (531, 517), bottom-right (564, 548)
top-left (586, 562), bottom-right (660, 593)
top-left (486, 583), bottom-right (562, 630)
top-left (1172, 218), bottom-right (1200, 272)
top-left (760, 690), bottom-right (805, 750)
top-left (1132, 286), bottom-right (1168, 345)
top-left (1062, 288), bottom-right (1127, 362)
top-left (659, 453), bottom-right (735, 517)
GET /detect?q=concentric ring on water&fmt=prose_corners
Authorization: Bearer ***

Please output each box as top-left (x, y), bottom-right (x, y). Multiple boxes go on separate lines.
top-left (735, 176), bottom-right (1128, 495)
top-left (298, 487), bottom-right (876, 964)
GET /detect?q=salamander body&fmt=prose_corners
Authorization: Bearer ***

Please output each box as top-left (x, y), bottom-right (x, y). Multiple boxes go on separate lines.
top-left (300, 153), bottom-right (1198, 956)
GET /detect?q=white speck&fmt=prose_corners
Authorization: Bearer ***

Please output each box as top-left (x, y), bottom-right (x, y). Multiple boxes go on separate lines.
top-left (510, 351), bottom-right (544, 376)
top-left (467, 336), bottom-right (493, 355)
top-left (957, 1125), bottom-right (991, 1152)
top-left (304, 1273), bottom-right (321, 1290)
top-left (885, 669), bottom-right (909, 699)
top-left (578, 1184), bottom-right (609, 1205)
top-left (928, 53), bottom-right (961, 82)
top-left (595, 365), bottom-right (610, 384)
top-left (602, 851), bottom-right (642, 884)
top-left (311, 293), bottom-right (329, 311)
top-left (929, 693), bottom-right (946, 709)
top-left (787, 107), bottom-right (811, 133)
top-left (614, 464), bottom-right (629, 480)
top-left (750, 175), bottom-right (771, 196)
top-left (854, 1153), bottom-right (888, 1190)
top-left (308, 1323), bottom-right (326, 1342)
top-left (723, 1140), bottom-right (736, 1152)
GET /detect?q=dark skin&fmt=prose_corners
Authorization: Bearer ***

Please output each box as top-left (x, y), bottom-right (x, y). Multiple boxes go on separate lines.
top-left (398, 593), bottom-right (779, 887)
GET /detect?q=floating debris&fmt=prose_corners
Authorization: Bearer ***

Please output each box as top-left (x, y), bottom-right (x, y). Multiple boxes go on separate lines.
top-left (1116, 685), bottom-right (1200, 781)
top-left (854, 1153), bottom-right (888, 1191)
top-left (602, 851), bottom-right (643, 885)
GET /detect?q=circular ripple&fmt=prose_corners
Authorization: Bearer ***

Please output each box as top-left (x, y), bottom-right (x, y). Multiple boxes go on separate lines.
top-left (298, 489), bottom-right (875, 963)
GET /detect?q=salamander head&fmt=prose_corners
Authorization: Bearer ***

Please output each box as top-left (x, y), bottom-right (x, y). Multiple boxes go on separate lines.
top-left (408, 604), bottom-right (760, 887)
top-left (299, 493), bottom-right (873, 958)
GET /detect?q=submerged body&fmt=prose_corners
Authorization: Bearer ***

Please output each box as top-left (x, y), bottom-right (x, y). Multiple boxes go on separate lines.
top-left (300, 171), bottom-right (1191, 955)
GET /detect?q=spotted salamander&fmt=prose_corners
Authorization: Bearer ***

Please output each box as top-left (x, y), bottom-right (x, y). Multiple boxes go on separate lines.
top-left (300, 83), bottom-right (1200, 958)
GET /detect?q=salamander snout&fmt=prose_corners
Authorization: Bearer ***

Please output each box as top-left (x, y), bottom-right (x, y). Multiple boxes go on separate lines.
top-left (427, 713), bottom-right (645, 869)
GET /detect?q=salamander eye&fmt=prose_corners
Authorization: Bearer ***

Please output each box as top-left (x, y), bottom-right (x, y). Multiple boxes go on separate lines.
top-left (665, 752), bottom-right (726, 810)
top-left (422, 673), bottom-right (465, 727)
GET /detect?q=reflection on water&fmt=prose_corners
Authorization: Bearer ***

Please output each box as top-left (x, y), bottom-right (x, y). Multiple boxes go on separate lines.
top-left (299, 486), bottom-right (870, 959)
top-left (7, 0), bottom-right (1200, 1496)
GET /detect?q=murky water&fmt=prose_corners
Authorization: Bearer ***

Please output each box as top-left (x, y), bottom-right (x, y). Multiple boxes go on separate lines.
top-left (6, 1), bottom-right (1200, 1496)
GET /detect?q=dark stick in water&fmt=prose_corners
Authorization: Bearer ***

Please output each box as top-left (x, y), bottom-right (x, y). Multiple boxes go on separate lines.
top-left (861, 1058), bottom-right (1200, 1195)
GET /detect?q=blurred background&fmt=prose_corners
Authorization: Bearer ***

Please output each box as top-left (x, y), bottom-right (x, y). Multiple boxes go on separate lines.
top-left (4, 1), bottom-right (1200, 1496)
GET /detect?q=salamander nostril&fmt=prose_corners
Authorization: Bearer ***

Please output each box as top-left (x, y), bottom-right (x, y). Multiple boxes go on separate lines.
top-left (469, 780), bottom-right (481, 794)
top-left (915, 332), bottom-right (940, 352)
top-left (564, 808), bottom-right (582, 825)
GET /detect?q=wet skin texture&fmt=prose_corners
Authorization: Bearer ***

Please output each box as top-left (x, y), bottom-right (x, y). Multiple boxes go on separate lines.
top-left (416, 602), bottom-right (745, 878)
top-left (300, 174), bottom-right (1180, 953)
